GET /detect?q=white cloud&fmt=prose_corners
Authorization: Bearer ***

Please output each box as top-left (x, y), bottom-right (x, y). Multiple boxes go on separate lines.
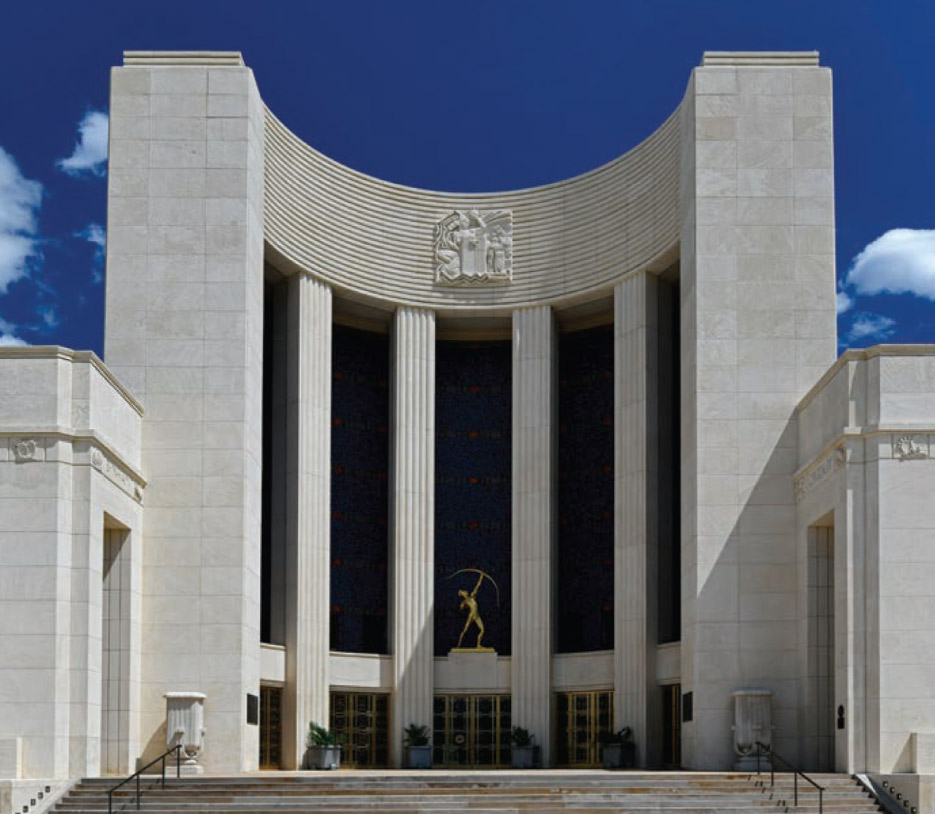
top-left (76, 222), bottom-right (106, 283)
top-left (836, 290), bottom-right (854, 315)
top-left (0, 316), bottom-right (28, 346)
top-left (846, 229), bottom-right (935, 299)
top-left (847, 312), bottom-right (896, 343)
top-left (57, 110), bottom-right (108, 177)
top-left (0, 146), bottom-right (43, 293)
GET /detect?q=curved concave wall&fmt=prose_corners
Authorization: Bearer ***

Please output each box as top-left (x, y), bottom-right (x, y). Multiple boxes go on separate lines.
top-left (263, 107), bottom-right (681, 310)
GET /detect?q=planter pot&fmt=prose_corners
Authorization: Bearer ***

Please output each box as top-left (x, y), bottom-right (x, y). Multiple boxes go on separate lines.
top-left (511, 745), bottom-right (539, 769)
top-left (405, 745), bottom-right (432, 769)
top-left (602, 742), bottom-right (635, 769)
top-left (304, 745), bottom-right (341, 770)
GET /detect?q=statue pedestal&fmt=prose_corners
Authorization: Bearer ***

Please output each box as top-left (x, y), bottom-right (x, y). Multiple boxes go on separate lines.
top-left (438, 649), bottom-right (500, 690)
top-left (732, 690), bottom-right (772, 771)
top-left (165, 692), bottom-right (206, 774)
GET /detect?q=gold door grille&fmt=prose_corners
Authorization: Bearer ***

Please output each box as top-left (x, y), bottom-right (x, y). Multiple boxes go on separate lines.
top-left (433, 695), bottom-right (511, 767)
top-left (329, 692), bottom-right (390, 767)
top-left (259, 685), bottom-right (282, 769)
top-left (554, 690), bottom-right (613, 767)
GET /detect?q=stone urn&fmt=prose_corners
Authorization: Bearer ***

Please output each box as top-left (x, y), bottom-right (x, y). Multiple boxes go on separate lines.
top-left (731, 690), bottom-right (772, 771)
top-left (165, 692), bottom-right (206, 774)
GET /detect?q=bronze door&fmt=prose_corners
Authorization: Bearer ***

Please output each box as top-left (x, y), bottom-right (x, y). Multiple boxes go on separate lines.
top-left (555, 690), bottom-right (613, 767)
top-left (433, 695), bottom-right (511, 767)
top-left (259, 685), bottom-right (282, 769)
top-left (329, 692), bottom-right (390, 767)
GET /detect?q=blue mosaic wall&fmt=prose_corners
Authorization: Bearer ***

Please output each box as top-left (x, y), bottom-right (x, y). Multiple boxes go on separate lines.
top-left (557, 325), bottom-right (614, 652)
top-left (435, 341), bottom-right (512, 656)
top-left (330, 325), bottom-right (390, 654)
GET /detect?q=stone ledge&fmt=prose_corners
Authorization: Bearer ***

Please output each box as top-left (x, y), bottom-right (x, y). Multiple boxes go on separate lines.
top-left (702, 51), bottom-right (820, 67)
top-left (123, 51), bottom-right (244, 67)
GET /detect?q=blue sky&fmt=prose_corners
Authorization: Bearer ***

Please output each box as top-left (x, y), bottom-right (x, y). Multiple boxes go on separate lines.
top-left (0, 0), bottom-right (932, 356)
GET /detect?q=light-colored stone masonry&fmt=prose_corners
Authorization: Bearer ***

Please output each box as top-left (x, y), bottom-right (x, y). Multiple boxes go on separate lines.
top-left (105, 53), bottom-right (264, 772)
top-left (678, 52), bottom-right (836, 769)
top-left (0, 349), bottom-right (143, 780)
top-left (14, 49), bottom-right (935, 787)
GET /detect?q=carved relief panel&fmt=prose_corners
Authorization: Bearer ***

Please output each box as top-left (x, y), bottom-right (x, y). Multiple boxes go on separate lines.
top-left (434, 210), bottom-right (512, 285)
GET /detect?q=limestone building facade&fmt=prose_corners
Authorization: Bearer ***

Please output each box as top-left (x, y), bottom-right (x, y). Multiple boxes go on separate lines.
top-left (2, 48), bottom-right (935, 803)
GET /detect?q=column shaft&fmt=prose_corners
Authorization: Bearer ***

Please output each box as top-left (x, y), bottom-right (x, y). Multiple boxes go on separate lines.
top-left (283, 274), bottom-right (332, 768)
top-left (614, 272), bottom-right (659, 765)
top-left (511, 305), bottom-right (556, 765)
top-left (390, 307), bottom-right (436, 765)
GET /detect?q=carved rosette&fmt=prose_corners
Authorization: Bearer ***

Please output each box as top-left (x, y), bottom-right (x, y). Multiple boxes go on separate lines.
top-left (434, 210), bottom-right (513, 285)
top-left (10, 438), bottom-right (42, 462)
top-left (893, 434), bottom-right (929, 461)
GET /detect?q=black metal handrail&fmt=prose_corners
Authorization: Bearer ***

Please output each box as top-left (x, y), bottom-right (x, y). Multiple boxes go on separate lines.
top-left (107, 744), bottom-right (182, 814)
top-left (755, 741), bottom-right (824, 813)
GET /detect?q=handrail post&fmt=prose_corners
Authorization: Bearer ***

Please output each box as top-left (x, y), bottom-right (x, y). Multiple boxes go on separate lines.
top-left (108, 789), bottom-right (112, 814)
top-left (756, 743), bottom-right (760, 775)
top-left (161, 754), bottom-right (165, 788)
top-left (794, 771), bottom-right (798, 806)
top-left (136, 772), bottom-right (140, 810)
top-left (176, 744), bottom-right (181, 778)
top-left (819, 786), bottom-right (823, 814)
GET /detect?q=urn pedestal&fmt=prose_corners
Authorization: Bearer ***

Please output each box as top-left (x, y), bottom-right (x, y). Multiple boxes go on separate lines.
top-left (165, 692), bottom-right (206, 775)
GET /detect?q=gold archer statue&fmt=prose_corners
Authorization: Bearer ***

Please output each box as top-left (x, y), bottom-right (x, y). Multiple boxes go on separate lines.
top-left (447, 568), bottom-right (499, 652)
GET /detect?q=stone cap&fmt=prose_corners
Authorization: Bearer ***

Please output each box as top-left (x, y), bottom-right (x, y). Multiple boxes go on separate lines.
top-left (702, 51), bottom-right (820, 67)
top-left (124, 51), bottom-right (244, 67)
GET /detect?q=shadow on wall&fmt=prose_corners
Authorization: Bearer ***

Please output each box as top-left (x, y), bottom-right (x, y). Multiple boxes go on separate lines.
top-left (137, 721), bottom-right (168, 773)
top-left (690, 414), bottom-right (800, 770)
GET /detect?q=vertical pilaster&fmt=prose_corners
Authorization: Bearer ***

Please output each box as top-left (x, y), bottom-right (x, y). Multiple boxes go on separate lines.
top-left (390, 307), bottom-right (435, 766)
top-left (614, 272), bottom-right (659, 766)
top-left (104, 53), bottom-right (265, 772)
top-left (680, 53), bottom-right (836, 768)
top-left (282, 273), bottom-right (332, 768)
top-left (511, 305), bottom-right (556, 765)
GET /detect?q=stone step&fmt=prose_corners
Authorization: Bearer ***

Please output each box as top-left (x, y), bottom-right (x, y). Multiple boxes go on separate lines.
top-left (52, 773), bottom-right (882, 814)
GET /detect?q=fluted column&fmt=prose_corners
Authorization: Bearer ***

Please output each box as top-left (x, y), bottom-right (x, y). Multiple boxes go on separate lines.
top-left (614, 272), bottom-right (659, 766)
top-left (511, 305), bottom-right (556, 765)
top-left (390, 306), bottom-right (436, 766)
top-left (282, 273), bottom-right (332, 769)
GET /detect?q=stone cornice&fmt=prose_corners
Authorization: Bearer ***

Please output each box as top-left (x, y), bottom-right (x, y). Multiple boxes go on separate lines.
top-left (795, 345), bottom-right (935, 414)
top-left (0, 346), bottom-right (144, 416)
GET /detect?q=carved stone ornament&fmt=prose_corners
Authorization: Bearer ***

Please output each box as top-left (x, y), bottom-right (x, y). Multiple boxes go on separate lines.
top-left (11, 438), bottom-right (41, 462)
top-left (434, 210), bottom-right (513, 285)
top-left (794, 445), bottom-right (845, 503)
top-left (893, 435), bottom-right (928, 461)
top-left (90, 446), bottom-right (144, 503)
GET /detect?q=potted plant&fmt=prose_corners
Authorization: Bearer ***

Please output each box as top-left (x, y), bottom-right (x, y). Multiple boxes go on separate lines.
top-left (600, 726), bottom-right (635, 769)
top-left (510, 726), bottom-right (539, 769)
top-left (304, 722), bottom-right (342, 770)
top-left (403, 723), bottom-right (432, 769)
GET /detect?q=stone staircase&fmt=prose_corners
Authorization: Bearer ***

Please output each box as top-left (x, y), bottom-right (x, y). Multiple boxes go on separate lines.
top-left (54, 771), bottom-right (884, 814)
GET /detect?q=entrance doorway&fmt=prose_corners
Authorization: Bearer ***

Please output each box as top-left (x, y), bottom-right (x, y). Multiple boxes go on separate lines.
top-left (661, 684), bottom-right (681, 768)
top-left (808, 523), bottom-right (835, 771)
top-left (259, 686), bottom-right (282, 769)
top-left (554, 690), bottom-right (613, 767)
top-left (433, 695), bottom-right (511, 767)
top-left (329, 692), bottom-right (390, 767)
